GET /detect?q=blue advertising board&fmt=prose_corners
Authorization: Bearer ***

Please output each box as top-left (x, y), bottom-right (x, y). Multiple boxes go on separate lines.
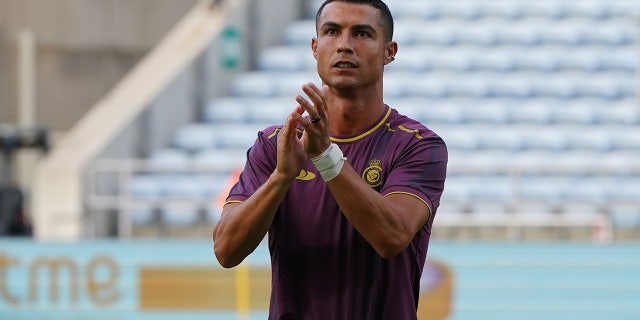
top-left (1, 240), bottom-right (638, 320)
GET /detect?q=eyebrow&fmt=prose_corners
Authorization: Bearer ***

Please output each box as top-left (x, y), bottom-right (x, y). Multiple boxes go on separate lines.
top-left (320, 21), bottom-right (378, 35)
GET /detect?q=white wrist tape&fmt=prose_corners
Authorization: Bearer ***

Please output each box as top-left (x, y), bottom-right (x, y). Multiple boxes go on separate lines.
top-left (311, 143), bottom-right (346, 182)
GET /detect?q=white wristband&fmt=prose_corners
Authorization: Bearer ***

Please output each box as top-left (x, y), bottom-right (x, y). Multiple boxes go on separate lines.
top-left (311, 143), bottom-right (346, 182)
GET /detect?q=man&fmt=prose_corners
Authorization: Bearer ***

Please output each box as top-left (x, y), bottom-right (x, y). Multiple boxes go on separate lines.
top-left (213, 0), bottom-right (447, 318)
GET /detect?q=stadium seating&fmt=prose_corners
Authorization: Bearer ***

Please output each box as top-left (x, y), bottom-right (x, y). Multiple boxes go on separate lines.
top-left (129, 0), bottom-right (639, 238)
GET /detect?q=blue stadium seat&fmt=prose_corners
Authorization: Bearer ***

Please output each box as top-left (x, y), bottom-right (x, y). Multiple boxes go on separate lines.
top-left (510, 102), bottom-right (555, 124)
top-left (453, 24), bottom-right (500, 47)
top-left (561, 177), bottom-right (608, 203)
top-left (383, 73), bottom-right (409, 98)
top-left (439, 1), bottom-right (482, 20)
top-left (610, 128), bottom-right (640, 151)
top-left (259, 46), bottom-right (310, 72)
top-left (519, 176), bottom-right (571, 203)
top-left (585, 22), bottom-right (636, 46)
top-left (386, 47), bottom-right (431, 72)
top-left (574, 77), bottom-right (629, 100)
top-left (203, 98), bottom-right (249, 124)
top-left (565, 128), bottom-right (613, 152)
top-left (553, 103), bottom-right (599, 125)
top-left (476, 126), bottom-right (523, 151)
top-left (246, 97), bottom-right (292, 124)
top-left (427, 49), bottom-right (475, 72)
top-left (471, 49), bottom-right (516, 72)
top-left (390, 1), bottom-right (441, 20)
top-left (520, 1), bottom-right (568, 20)
top-left (532, 76), bottom-right (578, 99)
top-left (214, 124), bottom-right (260, 149)
top-left (128, 174), bottom-right (163, 199)
top-left (130, 207), bottom-right (156, 226)
top-left (193, 149), bottom-right (246, 172)
top-left (412, 22), bottom-right (458, 46)
top-left (520, 127), bottom-right (568, 151)
top-left (510, 49), bottom-right (558, 72)
top-left (162, 205), bottom-right (200, 226)
top-left (436, 127), bottom-right (478, 151)
top-left (392, 99), bottom-right (423, 120)
top-left (607, 0), bottom-right (640, 19)
top-left (510, 150), bottom-right (557, 171)
top-left (607, 177), bottom-right (640, 202)
top-left (439, 175), bottom-right (471, 203)
top-left (598, 103), bottom-right (640, 125)
top-left (173, 124), bottom-right (219, 152)
top-left (420, 100), bottom-right (466, 124)
top-left (404, 76), bottom-right (449, 99)
top-left (555, 50), bottom-right (602, 72)
top-left (609, 204), bottom-right (640, 228)
top-left (148, 149), bottom-right (191, 171)
top-left (162, 174), bottom-right (211, 199)
top-left (447, 75), bottom-right (492, 98)
top-left (461, 102), bottom-right (510, 124)
top-left (283, 20), bottom-right (315, 46)
top-left (498, 23), bottom-right (542, 46)
top-left (601, 50), bottom-right (638, 73)
top-left (480, 0), bottom-right (524, 20)
top-left (566, 0), bottom-right (611, 20)
top-left (230, 72), bottom-right (276, 97)
top-left (273, 72), bottom-right (322, 97)
top-left (489, 75), bottom-right (535, 98)
top-left (543, 23), bottom-right (588, 46)
top-left (466, 175), bottom-right (513, 201)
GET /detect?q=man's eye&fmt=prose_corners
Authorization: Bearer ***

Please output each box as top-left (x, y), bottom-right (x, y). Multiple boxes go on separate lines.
top-left (355, 31), bottom-right (369, 38)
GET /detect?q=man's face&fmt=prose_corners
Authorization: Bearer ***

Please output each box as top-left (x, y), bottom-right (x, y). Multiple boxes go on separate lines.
top-left (312, 2), bottom-right (395, 92)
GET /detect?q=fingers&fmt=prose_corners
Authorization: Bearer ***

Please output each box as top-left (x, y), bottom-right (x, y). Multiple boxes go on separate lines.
top-left (282, 106), bottom-right (303, 140)
top-left (295, 82), bottom-right (327, 121)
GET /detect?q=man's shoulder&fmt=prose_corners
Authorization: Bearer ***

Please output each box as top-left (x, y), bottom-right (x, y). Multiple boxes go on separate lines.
top-left (259, 124), bottom-right (284, 140)
top-left (388, 108), bottom-right (443, 142)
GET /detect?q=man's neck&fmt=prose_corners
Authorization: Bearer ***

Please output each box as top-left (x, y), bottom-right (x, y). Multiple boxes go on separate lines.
top-left (326, 89), bottom-right (387, 137)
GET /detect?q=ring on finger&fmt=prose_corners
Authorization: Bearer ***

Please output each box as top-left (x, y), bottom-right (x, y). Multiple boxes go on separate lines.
top-left (309, 114), bottom-right (322, 123)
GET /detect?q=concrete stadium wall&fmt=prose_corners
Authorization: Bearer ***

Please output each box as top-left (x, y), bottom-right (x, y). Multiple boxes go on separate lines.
top-left (30, 0), bottom-right (305, 240)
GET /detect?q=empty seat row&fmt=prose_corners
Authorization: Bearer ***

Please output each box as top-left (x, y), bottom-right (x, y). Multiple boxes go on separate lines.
top-left (204, 97), bottom-right (640, 126)
top-left (128, 205), bottom-right (221, 227)
top-left (388, 0), bottom-right (639, 21)
top-left (391, 99), bottom-right (640, 125)
top-left (147, 148), bottom-right (247, 171)
top-left (443, 174), bottom-right (640, 203)
top-left (307, 0), bottom-right (640, 21)
top-left (229, 71), bottom-right (636, 100)
top-left (128, 173), bottom-right (233, 200)
top-left (447, 149), bottom-right (640, 174)
top-left (169, 121), bottom-right (640, 156)
top-left (260, 45), bottom-right (637, 74)
top-left (284, 19), bottom-right (638, 47)
top-left (434, 124), bottom-right (640, 152)
top-left (172, 123), bottom-right (261, 152)
top-left (384, 72), bottom-right (634, 100)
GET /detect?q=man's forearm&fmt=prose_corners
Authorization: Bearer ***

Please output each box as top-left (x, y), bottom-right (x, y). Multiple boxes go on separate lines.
top-left (326, 162), bottom-right (429, 258)
top-left (213, 171), bottom-right (293, 268)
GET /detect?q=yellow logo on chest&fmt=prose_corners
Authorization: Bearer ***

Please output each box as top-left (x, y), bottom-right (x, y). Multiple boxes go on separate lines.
top-left (362, 159), bottom-right (383, 187)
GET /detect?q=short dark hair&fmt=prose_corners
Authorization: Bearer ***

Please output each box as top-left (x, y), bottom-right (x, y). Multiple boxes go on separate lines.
top-left (315, 0), bottom-right (394, 43)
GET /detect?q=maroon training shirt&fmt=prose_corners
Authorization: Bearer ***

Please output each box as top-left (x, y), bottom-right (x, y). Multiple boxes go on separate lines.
top-left (226, 106), bottom-right (448, 319)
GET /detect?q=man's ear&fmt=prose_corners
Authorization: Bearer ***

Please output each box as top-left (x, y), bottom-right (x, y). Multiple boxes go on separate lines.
top-left (384, 41), bottom-right (398, 65)
top-left (312, 38), bottom-right (318, 60)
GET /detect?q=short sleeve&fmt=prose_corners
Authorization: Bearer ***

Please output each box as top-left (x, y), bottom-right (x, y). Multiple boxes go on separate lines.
top-left (381, 134), bottom-right (448, 215)
top-left (226, 127), bottom-right (279, 203)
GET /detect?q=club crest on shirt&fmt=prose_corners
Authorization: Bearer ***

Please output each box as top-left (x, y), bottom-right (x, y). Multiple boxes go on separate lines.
top-left (362, 159), bottom-right (382, 187)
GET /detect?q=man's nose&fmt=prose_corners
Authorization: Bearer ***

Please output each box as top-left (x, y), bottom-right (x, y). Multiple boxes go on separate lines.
top-left (337, 34), bottom-right (354, 53)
